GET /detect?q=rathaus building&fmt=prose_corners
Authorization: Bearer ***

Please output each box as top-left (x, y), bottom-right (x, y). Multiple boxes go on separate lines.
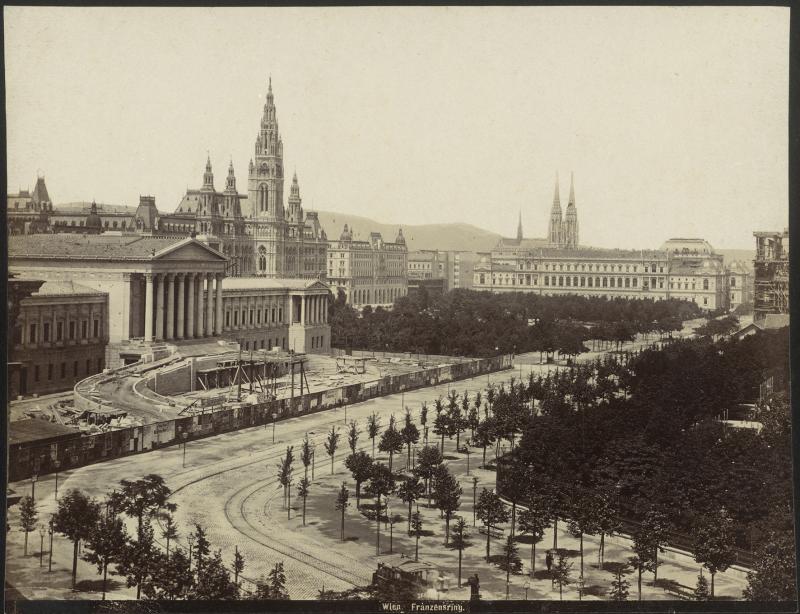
top-left (7, 80), bottom-right (328, 281)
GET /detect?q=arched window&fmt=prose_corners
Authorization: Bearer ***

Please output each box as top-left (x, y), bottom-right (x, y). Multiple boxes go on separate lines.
top-left (703, 278), bottom-right (709, 290)
top-left (258, 246), bottom-right (267, 272)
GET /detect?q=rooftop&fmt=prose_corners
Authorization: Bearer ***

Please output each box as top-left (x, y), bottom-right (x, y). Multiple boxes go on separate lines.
top-left (8, 234), bottom-right (220, 261)
top-left (223, 277), bottom-right (330, 291)
top-left (9, 419), bottom-right (82, 446)
top-left (27, 280), bottom-right (107, 297)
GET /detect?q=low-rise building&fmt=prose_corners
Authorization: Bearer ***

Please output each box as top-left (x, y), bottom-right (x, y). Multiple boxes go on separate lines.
top-left (9, 280), bottom-right (109, 397)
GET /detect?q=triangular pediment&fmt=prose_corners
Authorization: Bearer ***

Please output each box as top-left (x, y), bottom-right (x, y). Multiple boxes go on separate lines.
top-left (154, 238), bottom-right (228, 262)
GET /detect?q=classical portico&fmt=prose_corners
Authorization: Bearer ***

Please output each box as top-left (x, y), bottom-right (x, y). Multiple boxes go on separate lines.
top-left (9, 234), bottom-right (228, 365)
top-left (138, 271), bottom-right (225, 342)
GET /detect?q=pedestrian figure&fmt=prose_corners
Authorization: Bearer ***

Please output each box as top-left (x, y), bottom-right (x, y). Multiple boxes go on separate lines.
top-left (545, 550), bottom-right (553, 573)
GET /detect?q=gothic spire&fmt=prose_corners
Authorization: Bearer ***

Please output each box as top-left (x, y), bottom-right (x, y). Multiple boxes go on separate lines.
top-left (203, 154), bottom-right (214, 190)
top-left (225, 159), bottom-right (236, 192)
top-left (552, 172), bottom-right (561, 210)
top-left (568, 171), bottom-right (575, 207)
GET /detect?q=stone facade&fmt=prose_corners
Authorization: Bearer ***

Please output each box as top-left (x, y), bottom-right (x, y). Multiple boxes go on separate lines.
top-left (327, 225), bottom-right (408, 308)
top-left (8, 281), bottom-right (109, 397)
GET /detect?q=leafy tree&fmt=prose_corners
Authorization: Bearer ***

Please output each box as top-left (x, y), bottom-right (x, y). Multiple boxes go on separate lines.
top-left (145, 546), bottom-right (193, 600)
top-left (344, 451), bottom-right (373, 506)
top-left (232, 546), bottom-right (245, 594)
top-left (53, 489), bottom-right (101, 589)
top-left (378, 424), bottom-right (404, 472)
top-left (18, 495), bottom-right (37, 556)
top-left (640, 508), bottom-right (670, 582)
top-left (432, 466), bottom-right (462, 545)
top-left (517, 495), bottom-right (551, 576)
top-left (744, 529), bottom-right (797, 601)
top-left (411, 511), bottom-right (423, 561)
top-left (419, 402), bottom-right (428, 441)
top-left (475, 489), bottom-right (509, 561)
top-left (609, 564), bottom-right (630, 601)
top-left (694, 571), bottom-right (710, 601)
top-left (501, 534), bottom-right (522, 584)
top-left (324, 425), bottom-right (340, 475)
top-left (161, 514), bottom-right (178, 561)
top-left (117, 517), bottom-right (158, 599)
top-left (298, 477), bottom-right (311, 526)
top-left (190, 522), bottom-right (211, 576)
top-left (369, 463), bottom-right (396, 555)
top-left (335, 483), bottom-right (350, 541)
top-left (401, 410), bottom-right (420, 467)
top-left (552, 554), bottom-right (573, 601)
top-left (83, 511), bottom-right (127, 600)
top-left (432, 409), bottom-right (449, 455)
top-left (474, 418), bottom-right (496, 469)
top-left (301, 434), bottom-right (313, 480)
top-left (276, 445), bottom-right (294, 510)
top-left (268, 561), bottom-right (289, 599)
top-left (348, 420), bottom-right (360, 455)
top-left (398, 475), bottom-right (425, 534)
top-left (367, 413), bottom-right (381, 457)
top-left (414, 445), bottom-right (443, 505)
top-left (110, 474), bottom-right (176, 541)
top-left (191, 549), bottom-right (237, 599)
top-left (450, 516), bottom-right (470, 587)
top-left (692, 507), bottom-right (736, 598)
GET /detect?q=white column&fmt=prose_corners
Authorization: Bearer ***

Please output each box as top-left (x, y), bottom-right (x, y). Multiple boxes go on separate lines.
top-left (300, 295), bottom-right (306, 325)
top-left (205, 274), bottom-right (214, 337)
top-left (154, 274), bottom-right (165, 341)
top-left (186, 273), bottom-right (195, 339)
top-left (176, 274), bottom-right (185, 340)
top-left (215, 274), bottom-right (224, 336)
top-left (195, 274), bottom-right (204, 337)
top-left (166, 273), bottom-right (175, 340)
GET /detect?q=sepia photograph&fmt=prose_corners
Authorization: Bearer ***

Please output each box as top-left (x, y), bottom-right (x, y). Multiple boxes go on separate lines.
top-left (2, 5), bottom-right (795, 612)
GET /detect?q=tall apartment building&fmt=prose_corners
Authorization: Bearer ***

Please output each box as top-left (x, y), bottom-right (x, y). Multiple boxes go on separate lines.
top-left (327, 225), bottom-right (408, 308)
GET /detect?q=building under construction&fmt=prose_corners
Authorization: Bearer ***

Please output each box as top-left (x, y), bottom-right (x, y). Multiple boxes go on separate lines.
top-left (753, 230), bottom-right (789, 323)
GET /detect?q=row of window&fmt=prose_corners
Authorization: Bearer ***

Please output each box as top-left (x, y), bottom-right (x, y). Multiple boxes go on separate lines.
top-left (670, 280), bottom-right (711, 290)
top-left (513, 261), bottom-right (667, 274)
top-left (311, 334), bottom-right (326, 349)
top-left (17, 318), bottom-right (102, 346)
top-left (225, 307), bottom-right (284, 328)
top-left (241, 337), bottom-right (285, 351)
top-left (30, 357), bottom-right (104, 383)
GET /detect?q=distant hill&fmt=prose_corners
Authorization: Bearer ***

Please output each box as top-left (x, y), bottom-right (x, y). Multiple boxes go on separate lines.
top-left (316, 211), bottom-right (502, 252)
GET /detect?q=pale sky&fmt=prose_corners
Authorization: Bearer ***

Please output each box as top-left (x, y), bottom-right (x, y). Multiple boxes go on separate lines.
top-left (4, 6), bottom-right (790, 250)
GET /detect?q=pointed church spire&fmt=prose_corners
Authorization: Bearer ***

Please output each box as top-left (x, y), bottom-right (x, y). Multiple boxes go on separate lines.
top-left (552, 172), bottom-right (561, 208)
top-left (225, 159), bottom-right (236, 192)
top-left (568, 171), bottom-right (575, 206)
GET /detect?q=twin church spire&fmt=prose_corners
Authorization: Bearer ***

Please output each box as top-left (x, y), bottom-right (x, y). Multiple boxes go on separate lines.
top-left (544, 172), bottom-right (579, 249)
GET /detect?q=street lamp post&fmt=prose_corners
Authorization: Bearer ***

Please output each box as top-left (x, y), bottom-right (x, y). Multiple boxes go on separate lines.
top-left (53, 459), bottom-right (61, 500)
top-left (181, 432), bottom-right (188, 468)
top-left (272, 413), bottom-right (278, 443)
top-left (465, 442), bottom-right (471, 475)
top-left (472, 477), bottom-right (479, 526)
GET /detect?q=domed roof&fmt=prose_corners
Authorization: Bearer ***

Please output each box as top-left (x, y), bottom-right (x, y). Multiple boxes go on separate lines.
top-left (85, 201), bottom-right (102, 229)
top-left (340, 223), bottom-right (353, 241)
top-left (395, 228), bottom-right (406, 245)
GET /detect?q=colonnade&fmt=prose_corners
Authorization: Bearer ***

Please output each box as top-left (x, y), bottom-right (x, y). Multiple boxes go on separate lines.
top-left (297, 294), bottom-right (328, 325)
top-left (144, 272), bottom-right (224, 342)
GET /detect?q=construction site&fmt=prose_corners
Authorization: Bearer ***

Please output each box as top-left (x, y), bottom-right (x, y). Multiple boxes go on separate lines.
top-left (753, 230), bottom-right (789, 324)
top-left (8, 343), bottom-right (512, 482)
